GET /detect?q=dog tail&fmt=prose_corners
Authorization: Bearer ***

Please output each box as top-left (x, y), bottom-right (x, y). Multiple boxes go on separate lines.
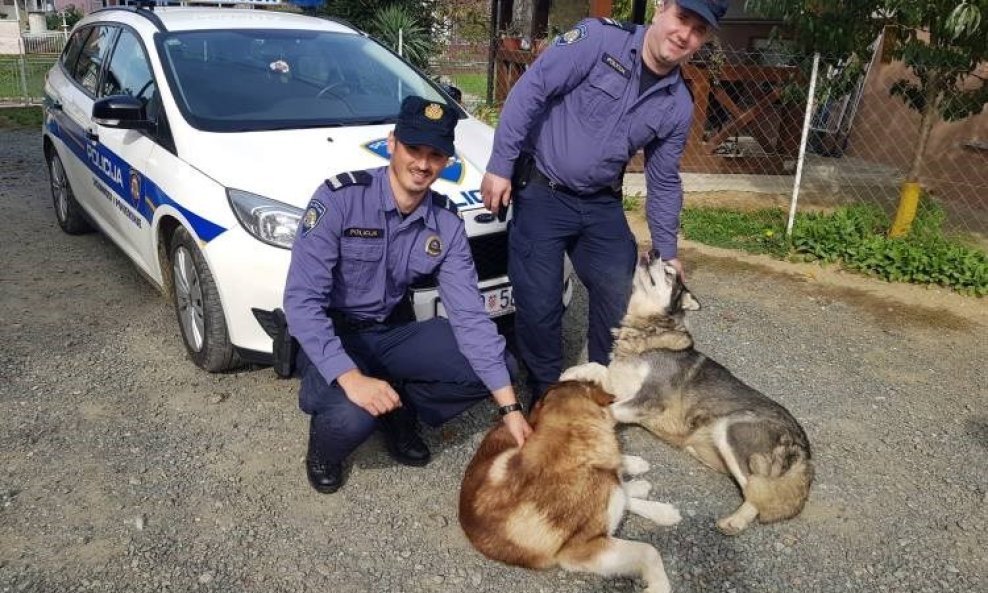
top-left (743, 450), bottom-right (814, 523)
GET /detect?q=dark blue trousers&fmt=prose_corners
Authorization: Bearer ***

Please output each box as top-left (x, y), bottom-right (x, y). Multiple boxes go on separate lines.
top-left (508, 180), bottom-right (637, 400)
top-left (298, 318), bottom-right (512, 464)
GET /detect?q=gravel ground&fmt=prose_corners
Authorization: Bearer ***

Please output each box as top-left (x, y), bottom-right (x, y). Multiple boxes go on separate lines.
top-left (1, 127), bottom-right (986, 593)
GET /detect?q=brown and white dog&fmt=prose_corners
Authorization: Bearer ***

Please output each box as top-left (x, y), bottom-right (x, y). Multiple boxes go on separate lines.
top-left (561, 257), bottom-right (814, 535)
top-left (458, 380), bottom-right (681, 593)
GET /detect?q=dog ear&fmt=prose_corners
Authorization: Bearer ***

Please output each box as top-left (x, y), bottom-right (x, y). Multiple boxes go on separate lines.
top-left (588, 384), bottom-right (616, 407)
top-left (680, 288), bottom-right (701, 311)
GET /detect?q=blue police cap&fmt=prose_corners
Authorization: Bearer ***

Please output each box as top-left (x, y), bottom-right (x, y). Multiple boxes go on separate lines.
top-left (394, 95), bottom-right (457, 157)
top-left (677, 0), bottom-right (728, 29)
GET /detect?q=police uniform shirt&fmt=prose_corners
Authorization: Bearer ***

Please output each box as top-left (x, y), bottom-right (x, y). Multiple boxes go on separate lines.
top-left (284, 166), bottom-right (510, 392)
top-left (487, 18), bottom-right (694, 260)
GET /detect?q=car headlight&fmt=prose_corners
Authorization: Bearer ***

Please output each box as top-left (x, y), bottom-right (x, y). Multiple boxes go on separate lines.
top-left (227, 189), bottom-right (303, 250)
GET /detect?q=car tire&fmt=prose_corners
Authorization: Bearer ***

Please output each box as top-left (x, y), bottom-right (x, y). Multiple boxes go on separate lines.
top-left (169, 226), bottom-right (240, 372)
top-left (48, 150), bottom-right (94, 235)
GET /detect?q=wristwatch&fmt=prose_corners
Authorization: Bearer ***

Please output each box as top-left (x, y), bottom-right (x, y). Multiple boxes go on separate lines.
top-left (498, 402), bottom-right (523, 416)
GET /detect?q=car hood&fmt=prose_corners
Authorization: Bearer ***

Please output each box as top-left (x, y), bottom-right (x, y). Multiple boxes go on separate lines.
top-left (181, 117), bottom-right (496, 214)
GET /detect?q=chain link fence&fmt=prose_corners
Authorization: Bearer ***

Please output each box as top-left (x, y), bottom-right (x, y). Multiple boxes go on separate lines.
top-left (5, 31), bottom-right (984, 249)
top-left (435, 39), bottom-right (988, 250)
top-left (0, 54), bottom-right (55, 103)
top-left (0, 27), bottom-right (65, 103)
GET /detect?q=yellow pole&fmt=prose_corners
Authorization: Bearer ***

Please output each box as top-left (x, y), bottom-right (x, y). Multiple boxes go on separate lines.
top-left (889, 181), bottom-right (922, 237)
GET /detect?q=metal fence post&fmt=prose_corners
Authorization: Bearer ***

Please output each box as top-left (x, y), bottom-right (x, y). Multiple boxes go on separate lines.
top-left (17, 35), bottom-right (29, 103)
top-left (786, 52), bottom-right (821, 237)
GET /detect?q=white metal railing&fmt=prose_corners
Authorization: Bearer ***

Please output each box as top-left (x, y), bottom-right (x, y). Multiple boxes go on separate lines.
top-left (21, 31), bottom-right (67, 55)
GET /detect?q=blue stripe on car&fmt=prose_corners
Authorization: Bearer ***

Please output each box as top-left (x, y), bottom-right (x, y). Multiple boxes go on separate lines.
top-left (46, 117), bottom-right (227, 242)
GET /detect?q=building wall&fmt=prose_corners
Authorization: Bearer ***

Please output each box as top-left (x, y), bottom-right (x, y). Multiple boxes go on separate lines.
top-left (0, 19), bottom-right (19, 53)
top-left (846, 53), bottom-right (988, 210)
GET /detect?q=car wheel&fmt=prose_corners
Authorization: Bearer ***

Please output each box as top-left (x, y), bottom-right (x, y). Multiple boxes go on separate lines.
top-left (170, 226), bottom-right (240, 372)
top-left (48, 150), bottom-right (93, 234)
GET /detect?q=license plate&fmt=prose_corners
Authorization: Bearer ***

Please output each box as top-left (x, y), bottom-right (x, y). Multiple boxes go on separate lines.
top-left (436, 285), bottom-right (515, 318)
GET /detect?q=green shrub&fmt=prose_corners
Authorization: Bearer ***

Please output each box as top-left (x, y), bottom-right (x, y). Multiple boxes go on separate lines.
top-left (46, 5), bottom-right (83, 32)
top-left (681, 199), bottom-right (987, 296)
top-left (369, 4), bottom-right (433, 71)
top-left (622, 192), bottom-right (642, 212)
top-left (471, 104), bottom-right (500, 127)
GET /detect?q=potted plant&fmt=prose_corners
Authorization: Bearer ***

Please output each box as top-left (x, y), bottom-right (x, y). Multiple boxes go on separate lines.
top-left (500, 23), bottom-right (525, 51)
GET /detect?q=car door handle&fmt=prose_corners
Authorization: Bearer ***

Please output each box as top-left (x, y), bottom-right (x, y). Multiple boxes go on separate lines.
top-left (86, 128), bottom-right (99, 142)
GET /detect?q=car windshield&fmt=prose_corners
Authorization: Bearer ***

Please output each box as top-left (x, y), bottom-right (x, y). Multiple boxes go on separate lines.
top-left (157, 29), bottom-right (456, 132)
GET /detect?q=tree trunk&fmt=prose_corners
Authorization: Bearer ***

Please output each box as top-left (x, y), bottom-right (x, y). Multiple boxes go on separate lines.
top-left (907, 89), bottom-right (937, 184)
top-left (889, 83), bottom-right (939, 237)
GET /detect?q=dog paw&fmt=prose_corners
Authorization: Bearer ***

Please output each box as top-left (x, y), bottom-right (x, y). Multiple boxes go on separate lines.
top-left (559, 362), bottom-right (607, 384)
top-left (644, 578), bottom-right (672, 593)
top-left (653, 503), bottom-right (682, 527)
top-left (630, 499), bottom-right (682, 527)
top-left (715, 515), bottom-right (747, 536)
top-left (624, 479), bottom-right (651, 498)
top-left (622, 455), bottom-right (651, 476)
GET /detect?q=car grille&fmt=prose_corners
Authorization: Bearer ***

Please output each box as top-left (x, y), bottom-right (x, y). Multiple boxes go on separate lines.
top-left (410, 231), bottom-right (508, 289)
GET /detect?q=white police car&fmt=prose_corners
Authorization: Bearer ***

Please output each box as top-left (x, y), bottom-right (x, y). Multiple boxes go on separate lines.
top-left (43, 4), bottom-right (573, 372)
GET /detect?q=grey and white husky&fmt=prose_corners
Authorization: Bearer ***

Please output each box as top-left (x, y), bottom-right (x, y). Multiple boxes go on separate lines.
top-left (561, 258), bottom-right (813, 535)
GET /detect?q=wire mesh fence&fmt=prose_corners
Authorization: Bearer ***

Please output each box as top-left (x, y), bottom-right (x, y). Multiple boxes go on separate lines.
top-left (435, 40), bottom-right (988, 250)
top-left (0, 55), bottom-right (55, 102)
top-left (4, 31), bottom-right (984, 250)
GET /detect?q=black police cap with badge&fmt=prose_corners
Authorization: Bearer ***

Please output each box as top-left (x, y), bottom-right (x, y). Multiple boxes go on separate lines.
top-left (675, 0), bottom-right (729, 29)
top-left (393, 95), bottom-right (459, 157)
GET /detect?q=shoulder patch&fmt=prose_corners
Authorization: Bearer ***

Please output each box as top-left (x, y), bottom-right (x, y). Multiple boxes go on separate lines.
top-left (301, 200), bottom-right (327, 237)
top-left (556, 23), bottom-right (588, 46)
top-left (431, 192), bottom-right (461, 219)
top-left (324, 170), bottom-right (372, 191)
top-left (597, 17), bottom-right (636, 33)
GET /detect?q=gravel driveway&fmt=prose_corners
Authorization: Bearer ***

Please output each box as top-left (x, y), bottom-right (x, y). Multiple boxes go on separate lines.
top-left (1, 128), bottom-right (986, 593)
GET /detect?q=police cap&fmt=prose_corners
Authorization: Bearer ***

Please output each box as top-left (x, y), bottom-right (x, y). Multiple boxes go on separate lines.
top-left (676, 0), bottom-right (728, 29)
top-left (394, 95), bottom-right (458, 157)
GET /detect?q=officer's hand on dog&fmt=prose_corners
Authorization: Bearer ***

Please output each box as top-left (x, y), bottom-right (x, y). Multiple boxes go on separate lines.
top-left (667, 257), bottom-right (685, 281)
top-left (646, 250), bottom-right (686, 282)
top-left (492, 386), bottom-right (531, 447)
top-left (481, 172), bottom-right (512, 216)
top-left (337, 369), bottom-right (401, 416)
top-left (502, 412), bottom-right (532, 448)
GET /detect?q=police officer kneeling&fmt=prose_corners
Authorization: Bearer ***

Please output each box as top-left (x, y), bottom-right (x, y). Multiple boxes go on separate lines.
top-left (285, 96), bottom-right (532, 494)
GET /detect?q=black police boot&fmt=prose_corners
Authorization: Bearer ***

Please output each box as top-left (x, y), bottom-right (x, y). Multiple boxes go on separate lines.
top-left (305, 458), bottom-right (344, 494)
top-left (379, 408), bottom-right (431, 467)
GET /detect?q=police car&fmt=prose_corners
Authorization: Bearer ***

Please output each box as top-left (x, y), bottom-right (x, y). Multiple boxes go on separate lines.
top-left (43, 4), bottom-right (573, 372)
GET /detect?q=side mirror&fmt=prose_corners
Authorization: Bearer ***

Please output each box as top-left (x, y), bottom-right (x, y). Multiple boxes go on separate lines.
top-left (92, 95), bottom-right (150, 130)
top-left (441, 84), bottom-right (463, 105)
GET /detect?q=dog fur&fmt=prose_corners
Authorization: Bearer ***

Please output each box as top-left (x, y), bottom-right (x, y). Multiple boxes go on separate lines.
top-left (561, 258), bottom-right (814, 535)
top-left (458, 380), bottom-right (681, 593)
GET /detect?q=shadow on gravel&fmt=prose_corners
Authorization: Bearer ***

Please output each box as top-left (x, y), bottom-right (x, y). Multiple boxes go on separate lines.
top-left (965, 417), bottom-right (988, 450)
top-left (689, 251), bottom-right (975, 332)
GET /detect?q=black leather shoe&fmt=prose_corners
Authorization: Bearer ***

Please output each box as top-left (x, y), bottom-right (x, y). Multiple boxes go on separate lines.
top-left (306, 459), bottom-right (345, 494)
top-left (379, 410), bottom-right (431, 467)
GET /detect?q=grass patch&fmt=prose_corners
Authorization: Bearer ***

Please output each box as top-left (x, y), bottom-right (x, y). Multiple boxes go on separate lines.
top-left (682, 206), bottom-right (789, 257)
top-left (448, 71), bottom-right (488, 98)
top-left (0, 56), bottom-right (54, 100)
top-left (0, 105), bottom-right (43, 129)
top-left (681, 199), bottom-right (987, 296)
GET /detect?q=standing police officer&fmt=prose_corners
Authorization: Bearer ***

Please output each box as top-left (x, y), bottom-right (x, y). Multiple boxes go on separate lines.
top-left (481, 0), bottom-right (725, 401)
top-left (286, 95), bottom-right (532, 494)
